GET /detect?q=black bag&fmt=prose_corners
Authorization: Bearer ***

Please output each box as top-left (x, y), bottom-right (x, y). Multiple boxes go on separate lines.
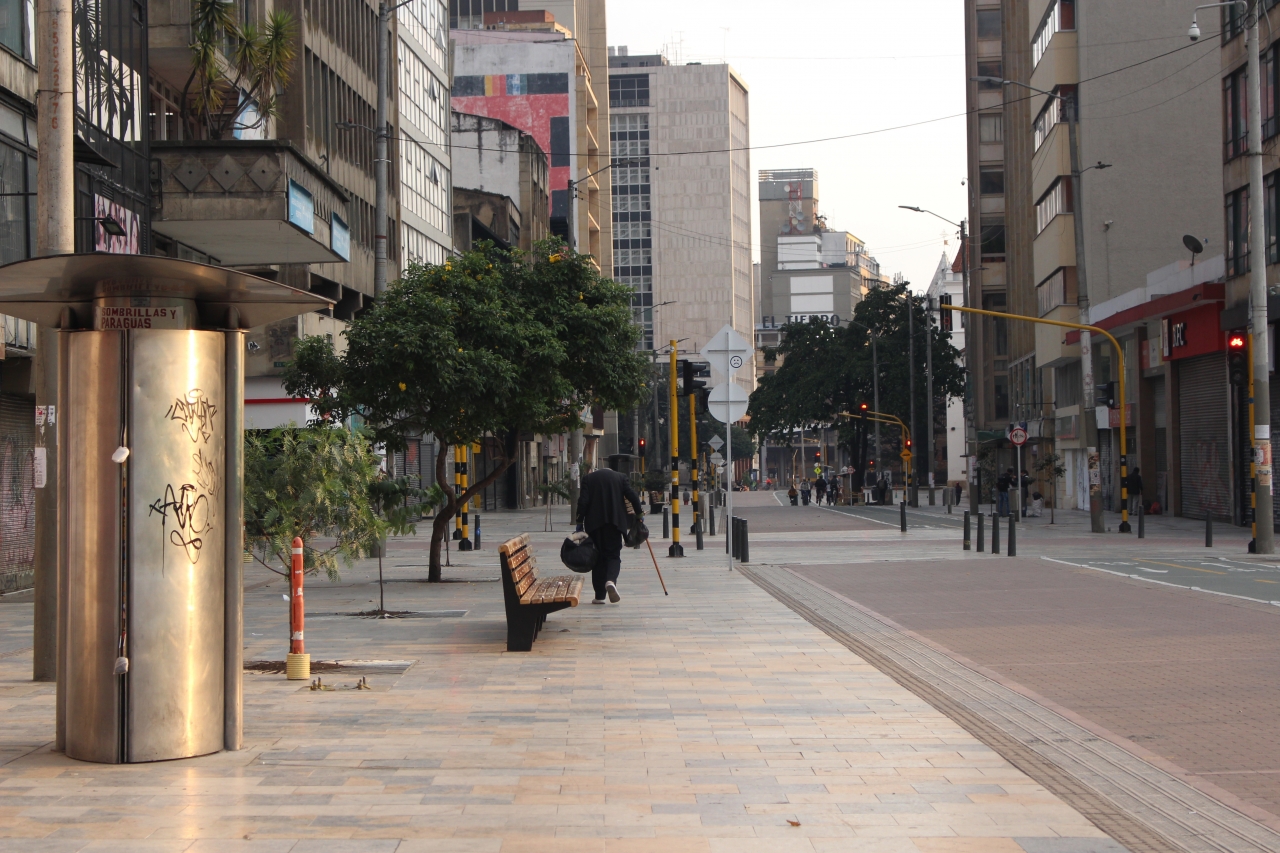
top-left (560, 532), bottom-right (598, 573)
top-left (625, 516), bottom-right (649, 549)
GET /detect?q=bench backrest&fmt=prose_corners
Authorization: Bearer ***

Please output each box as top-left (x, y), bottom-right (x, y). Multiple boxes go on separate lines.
top-left (499, 534), bottom-right (540, 607)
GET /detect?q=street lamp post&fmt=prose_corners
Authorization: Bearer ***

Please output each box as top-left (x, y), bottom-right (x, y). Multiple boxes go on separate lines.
top-left (1190, 2), bottom-right (1273, 552)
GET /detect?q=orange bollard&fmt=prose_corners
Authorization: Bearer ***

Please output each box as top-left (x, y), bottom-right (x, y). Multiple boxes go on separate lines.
top-left (286, 536), bottom-right (310, 680)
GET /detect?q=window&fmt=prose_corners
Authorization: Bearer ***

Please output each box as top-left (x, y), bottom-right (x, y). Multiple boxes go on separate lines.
top-left (1035, 178), bottom-right (1073, 233)
top-left (1226, 186), bottom-right (1250, 278)
top-left (976, 8), bottom-right (1001, 40)
top-left (1265, 47), bottom-right (1277, 139)
top-left (979, 167), bottom-right (1004, 196)
top-left (1032, 86), bottom-right (1074, 150)
top-left (1225, 65), bottom-right (1249, 160)
top-left (609, 74), bottom-right (650, 108)
top-left (979, 113), bottom-right (1003, 143)
top-left (1033, 0), bottom-right (1075, 68)
top-left (976, 62), bottom-right (1003, 88)
top-left (1224, 2), bottom-right (1245, 43)
top-left (0, 0), bottom-right (33, 61)
top-left (1269, 171), bottom-right (1280, 264)
top-left (980, 217), bottom-right (1006, 258)
top-left (0, 134), bottom-right (33, 263)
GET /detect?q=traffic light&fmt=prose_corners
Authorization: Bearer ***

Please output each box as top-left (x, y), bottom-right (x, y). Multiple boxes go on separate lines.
top-left (905, 437), bottom-right (912, 449)
top-left (638, 437), bottom-right (647, 455)
top-left (681, 360), bottom-right (707, 395)
top-left (1095, 381), bottom-right (1116, 408)
top-left (859, 402), bottom-right (870, 419)
top-left (939, 294), bottom-right (953, 333)
top-left (1228, 331), bottom-right (1248, 386)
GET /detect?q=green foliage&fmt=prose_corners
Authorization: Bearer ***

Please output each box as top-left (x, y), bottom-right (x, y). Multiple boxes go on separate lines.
top-left (537, 477), bottom-right (574, 503)
top-left (1035, 452), bottom-right (1066, 481)
top-left (184, 0), bottom-right (295, 139)
top-left (284, 240), bottom-right (649, 578)
top-left (748, 282), bottom-right (965, 468)
top-left (243, 425), bottom-right (384, 581)
top-left (368, 477), bottom-right (445, 536)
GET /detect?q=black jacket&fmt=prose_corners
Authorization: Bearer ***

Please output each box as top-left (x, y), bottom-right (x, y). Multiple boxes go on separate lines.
top-left (576, 468), bottom-right (644, 534)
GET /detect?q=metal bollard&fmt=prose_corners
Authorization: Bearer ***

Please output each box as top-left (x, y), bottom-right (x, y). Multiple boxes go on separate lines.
top-left (287, 537), bottom-right (310, 680)
top-left (695, 519), bottom-right (704, 552)
top-left (963, 511), bottom-right (971, 551)
top-left (474, 514), bottom-right (481, 550)
top-left (977, 512), bottom-right (985, 552)
top-left (1007, 515), bottom-right (1016, 557)
top-left (900, 500), bottom-right (907, 532)
top-left (732, 517), bottom-right (741, 560)
top-left (709, 499), bottom-right (717, 536)
top-left (663, 506), bottom-right (670, 539)
top-left (740, 517), bottom-right (750, 563)
top-left (1137, 503), bottom-right (1144, 539)
top-left (991, 513), bottom-right (1001, 555)
top-left (1206, 514), bottom-right (1213, 547)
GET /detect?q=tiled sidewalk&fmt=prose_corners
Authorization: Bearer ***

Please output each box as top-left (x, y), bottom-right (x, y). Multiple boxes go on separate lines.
top-left (0, 507), bottom-right (1127, 852)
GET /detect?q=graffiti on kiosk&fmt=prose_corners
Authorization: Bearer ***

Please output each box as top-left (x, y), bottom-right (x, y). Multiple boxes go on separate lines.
top-left (150, 389), bottom-right (220, 571)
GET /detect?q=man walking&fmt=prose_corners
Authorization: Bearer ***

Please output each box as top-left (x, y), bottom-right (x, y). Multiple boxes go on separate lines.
top-left (1127, 467), bottom-right (1144, 514)
top-left (996, 468), bottom-right (1013, 518)
top-left (576, 467), bottom-right (644, 605)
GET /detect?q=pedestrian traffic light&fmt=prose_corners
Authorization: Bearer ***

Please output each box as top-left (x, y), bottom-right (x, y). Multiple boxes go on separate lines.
top-left (1228, 331), bottom-right (1248, 386)
top-left (638, 437), bottom-right (647, 455)
top-left (681, 360), bottom-right (707, 395)
top-left (1095, 381), bottom-right (1116, 408)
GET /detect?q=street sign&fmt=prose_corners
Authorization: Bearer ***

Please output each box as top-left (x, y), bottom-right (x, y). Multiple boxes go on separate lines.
top-left (707, 382), bottom-right (749, 423)
top-left (900, 450), bottom-right (913, 461)
top-left (707, 434), bottom-right (725, 451)
top-left (1009, 426), bottom-right (1028, 446)
top-left (700, 324), bottom-right (753, 378)
top-left (709, 451), bottom-right (724, 465)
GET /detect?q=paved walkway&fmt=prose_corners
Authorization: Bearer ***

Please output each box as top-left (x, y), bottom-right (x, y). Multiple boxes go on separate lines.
top-left (0, 505), bottom-right (1126, 852)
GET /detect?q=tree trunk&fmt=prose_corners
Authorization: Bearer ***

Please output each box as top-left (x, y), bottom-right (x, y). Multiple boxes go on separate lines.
top-left (427, 441), bottom-right (518, 581)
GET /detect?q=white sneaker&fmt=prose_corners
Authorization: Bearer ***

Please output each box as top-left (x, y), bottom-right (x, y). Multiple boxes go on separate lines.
top-left (606, 582), bottom-right (621, 603)
top-left (591, 598), bottom-right (607, 605)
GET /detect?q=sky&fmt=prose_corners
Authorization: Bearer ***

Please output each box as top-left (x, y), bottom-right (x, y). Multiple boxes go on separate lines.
top-left (608, 0), bottom-right (968, 294)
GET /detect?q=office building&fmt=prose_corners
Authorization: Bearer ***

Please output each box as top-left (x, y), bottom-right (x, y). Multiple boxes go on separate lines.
top-left (606, 48), bottom-right (753, 362)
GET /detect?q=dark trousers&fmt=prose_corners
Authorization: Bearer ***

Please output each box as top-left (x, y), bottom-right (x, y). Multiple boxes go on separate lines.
top-left (587, 525), bottom-right (623, 600)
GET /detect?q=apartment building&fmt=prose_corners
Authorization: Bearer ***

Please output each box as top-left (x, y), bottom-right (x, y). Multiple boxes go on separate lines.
top-left (968, 0), bottom-right (1224, 518)
top-left (451, 4), bottom-right (611, 267)
top-left (451, 111), bottom-right (550, 254)
top-left (756, 169), bottom-right (886, 347)
top-left (606, 49), bottom-right (753, 361)
top-left (927, 252), bottom-right (968, 487)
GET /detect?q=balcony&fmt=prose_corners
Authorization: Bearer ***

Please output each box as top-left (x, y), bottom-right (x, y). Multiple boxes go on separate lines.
top-left (151, 140), bottom-right (350, 266)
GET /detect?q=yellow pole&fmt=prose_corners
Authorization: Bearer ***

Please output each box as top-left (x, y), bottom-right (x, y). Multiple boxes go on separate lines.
top-left (1250, 335), bottom-right (1258, 543)
top-left (669, 342), bottom-right (683, 557)
top-left (690, 393), bottom-right (699, 533)
top-left (945, 304), bottom-right (1129, 532)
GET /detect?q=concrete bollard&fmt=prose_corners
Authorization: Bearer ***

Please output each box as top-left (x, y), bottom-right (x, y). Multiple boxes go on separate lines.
top-left (1206, 514), bottom-right (1213, 548)
top-left (1007, 515), bottom-right (1016, 557)
top-left (991, 513), bottom-right (1001, 555)
top-left (963, 511), bottom-right (971, 551)
top-left (977, 512), bottom-right (985, 552)
top-left (900, 500), bottom-right (907, 532)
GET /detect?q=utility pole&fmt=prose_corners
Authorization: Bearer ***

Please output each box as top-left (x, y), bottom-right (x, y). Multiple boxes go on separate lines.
top-left (961, 219), bottom-right (979, 516)
top-left (1066, 92), bottom-right (1106, 534)
top-left (1245, 1), bottom-right (1274, 552)
top-left (33, 0), bottom-right (74, 690)
top-left (906, 287), bottom-right (917, 507)
top-left (926, 295), bottom-right (935, 505)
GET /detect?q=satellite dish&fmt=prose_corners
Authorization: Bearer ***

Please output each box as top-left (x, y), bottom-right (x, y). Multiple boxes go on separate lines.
top-left (1183, 234), bottom-right (1204, 255)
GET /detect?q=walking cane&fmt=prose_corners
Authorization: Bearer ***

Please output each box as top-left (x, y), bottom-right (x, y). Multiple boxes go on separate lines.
top-left (645, 538), bottom-right (670, 595)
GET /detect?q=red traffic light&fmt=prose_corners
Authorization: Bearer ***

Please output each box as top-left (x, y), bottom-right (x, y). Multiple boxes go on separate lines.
top-left (905, 438), bottom-right (912, 447)
top-left (1228, 333), bottom-right (1247, 350)
top-left (638, 438), bottom-right (647, 451)
top-left (859, 402), bottom-right (869, 411)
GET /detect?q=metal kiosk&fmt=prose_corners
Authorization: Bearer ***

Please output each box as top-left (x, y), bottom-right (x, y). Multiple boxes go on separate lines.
top-left (0, 254), bottom-right (332, 764)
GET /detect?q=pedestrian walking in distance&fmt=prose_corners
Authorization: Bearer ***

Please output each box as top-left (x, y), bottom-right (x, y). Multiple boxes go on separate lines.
top-left (996, 468), bottom-right (1013, 517)
top-left (576, 467), bottom-right (644, 605)
top-left (1127, 467), bottom-right (1144, 514)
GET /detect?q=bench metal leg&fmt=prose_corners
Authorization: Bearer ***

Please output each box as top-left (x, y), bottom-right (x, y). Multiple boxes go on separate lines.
top-left (506, 611), bottom-right (538, 652)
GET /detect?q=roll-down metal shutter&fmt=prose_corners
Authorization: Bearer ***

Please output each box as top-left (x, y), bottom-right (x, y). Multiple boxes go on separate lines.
top-left (0, 395), bottom-right (35, 591)
top-left (1179, 352), bottom-right (1230, 519)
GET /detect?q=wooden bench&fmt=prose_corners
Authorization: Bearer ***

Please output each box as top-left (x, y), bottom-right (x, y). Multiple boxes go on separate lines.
top-left (498, 534), bottom-right (584, 651)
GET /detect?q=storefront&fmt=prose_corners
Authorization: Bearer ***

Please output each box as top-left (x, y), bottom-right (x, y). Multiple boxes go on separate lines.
top-left (1165, 303), bottom-right (1231, 520)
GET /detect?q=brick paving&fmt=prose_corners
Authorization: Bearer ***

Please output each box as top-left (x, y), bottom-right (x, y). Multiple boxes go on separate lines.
top-left (0, 507), bottom-right (1125, 852)
top-left (788, 554), bottom-right (1280, 824)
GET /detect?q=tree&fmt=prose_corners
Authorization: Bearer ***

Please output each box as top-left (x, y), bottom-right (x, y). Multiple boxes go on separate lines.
top-left (1035, 452), bottom-right (1066, 524)
top-left (366, 476), bottom-right (444, 614)
top-left (748, 282), bottom-right (965, 491)
top-left (285, 240), bottom-right (649, 580)
top-left (243, 425), bottom-right (384, 581)
top-left (184, 0), bottom-right (295, 139)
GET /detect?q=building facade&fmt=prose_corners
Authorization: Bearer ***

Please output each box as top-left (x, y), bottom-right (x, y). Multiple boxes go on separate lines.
top-left (927, 252), bottom-right (968, 487)
top-left (451, 111), bottom-right (550, 253)
top-left (606, 49), bottom-right (752, 363)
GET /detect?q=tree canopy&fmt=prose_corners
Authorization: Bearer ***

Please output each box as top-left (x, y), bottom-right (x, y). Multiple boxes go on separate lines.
top-left (284, 240), bottom-right (649, 579)
top-left (748, 282), bottom-right (965, 485)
